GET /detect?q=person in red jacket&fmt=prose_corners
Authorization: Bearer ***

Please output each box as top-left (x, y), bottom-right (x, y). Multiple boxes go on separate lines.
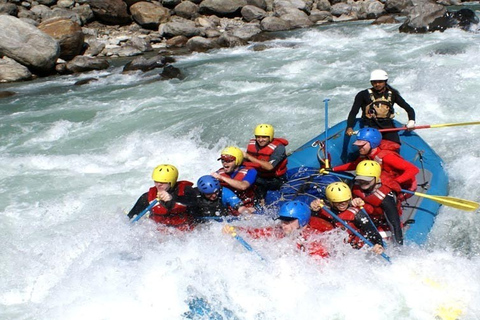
top-left (310, 181), bottom-right (385, 254)
top-left (243, 124), bottom-right (288, 201)
top-left (351, 160), bottom-right (404, 245)
top-left (326, 127), bottom-right (419, 195)
top-left (224, 201), bottom-right (334, 258)
top-left (127, 164), bottom-right (197, 230)
top-left (212, 146), bottom-right (258, 207)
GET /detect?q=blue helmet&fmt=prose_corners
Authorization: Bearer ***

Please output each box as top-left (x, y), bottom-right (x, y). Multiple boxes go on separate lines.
top-left (356, 127), bottom-right (382, 149)
top-left (278, 201), bottom-right (311, 227)
top-left (197, 175), bottom-right (220, 194)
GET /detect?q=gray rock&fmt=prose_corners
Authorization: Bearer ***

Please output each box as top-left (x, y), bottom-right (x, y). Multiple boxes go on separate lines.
top-left (331, 3), bottom-right (352, 17)
top-left (123, 55), bottom-right (167, 72)
top-left (241, 5), bottom-right (266, 22)
top-left (226, 22), bottom-right (262, 39)
top-left (246, 0), bottom-right (267, 10)
top-left (316, 0), bottom-right (331, 12)
top-left (309, 9), bottom-right (333, 23)
top-left (0, 56), bottom-right (32, 82)
top-left (399, 0), bottom-right (446, 33)
top-left (84, 39), bottom-right (105, 56)
top-left (65, 55), bottom-right (109, 73)
top-left (87, 0), bottom-right (131, 25)
top-left (160, 16), bottom-right (201, 38)
top-left (279, 8), bottom-right (313, 28)
top-left (72, 4), bottom-right (95, 25)
top-left (127, 36), bottom-right (153, 52)
top-left (174, 1), bottom-right (199, 19)
top-left (0, 3), bottom-right (19, 16)
top-left (199, 0), bottom-right (247, 16)
top-left (38, 18), bottom-right (85, 60)
top-left (186, 36), bottom-right (219, 52)
top-left (384, 0), bottom-right (412, 14)
top-left (260, 16), bottom-right (291, 31)
top-left (0, 15), bottom-right (60, 73)
top-left (160, 64), bottom-right (184, 80)
top-left (217, 33), bottom-right (247, 47)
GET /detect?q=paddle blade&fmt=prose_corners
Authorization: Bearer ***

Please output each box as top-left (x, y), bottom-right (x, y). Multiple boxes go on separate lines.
top-left (414, 192), bottom-right (479, 212)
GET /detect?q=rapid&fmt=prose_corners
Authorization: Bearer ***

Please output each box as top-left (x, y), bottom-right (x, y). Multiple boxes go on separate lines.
top-left (1, 17), bottom-right (480, 320)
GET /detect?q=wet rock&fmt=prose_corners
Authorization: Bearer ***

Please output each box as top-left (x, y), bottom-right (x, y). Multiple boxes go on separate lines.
top-left (74, 77), bottom-right (98, 85)
top-left (372, 14), bottom-right (399, 24)
top-left (398, 0), bottom-right (446, 33)
top-left (0, 91), bottom-right (17, 98)
top-left (123, 55), bottom-right (168, 72)
top-left (186, 36), bottom-right (219, 52)
top-left (160, 16), bottom-right (202, 38)
top-left (260, 16), bottom-right (291, 31)
top-left (174, 1), bottom-right (199, 20)
top-left (241, 5), bottom-right (267, 22)
top-left (217, 33), bottom-right (247, 47)
top-left (160, 64), bottom-right (184, 80)
top-left (65, 55), bottom-right (109, 73)
top-left (166, 35), bottom-right (189, 48)
top-left (199, 0), bottom-right (247, 17)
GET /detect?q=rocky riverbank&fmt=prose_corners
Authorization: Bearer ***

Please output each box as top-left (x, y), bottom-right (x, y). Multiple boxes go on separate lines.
top-left (0, 0), bottom-right (478, 84)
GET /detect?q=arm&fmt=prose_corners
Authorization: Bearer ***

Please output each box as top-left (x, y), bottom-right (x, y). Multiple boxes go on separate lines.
top-left (393, 90), bottom-right (415, 121)
top-left (346, 90), bottom-right (367, 129)
top-left (218, 168), bottom-right (257, 191)
top-left (127, 192), bottom-right (149, 219)
top-left (383, 153), bottom-right (419, 185)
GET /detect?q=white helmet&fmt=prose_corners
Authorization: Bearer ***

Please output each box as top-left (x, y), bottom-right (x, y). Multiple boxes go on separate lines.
top-left (370, 69), bottom-right (388, 81)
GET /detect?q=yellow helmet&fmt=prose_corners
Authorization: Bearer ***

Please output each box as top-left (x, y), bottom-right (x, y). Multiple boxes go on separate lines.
top-left (355, 160), bottom-right (381, 181)
top-left (325, 182), bottom-right (352, 203)
top-left (219, 146), bottom-right (244, 166)
top-left (254, 124), bottom-right (274, 141)
top-left (151, 164), bottom-right (178, 187)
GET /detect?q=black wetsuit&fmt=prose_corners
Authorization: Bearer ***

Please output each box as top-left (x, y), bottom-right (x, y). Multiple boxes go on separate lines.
top-left (347, 85), bottom-right (415, 144)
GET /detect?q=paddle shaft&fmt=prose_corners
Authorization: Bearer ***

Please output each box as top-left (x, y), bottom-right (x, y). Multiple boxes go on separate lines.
top-left (321, 205), bottom-right (391, 263)
top-left (378, 121), bottom-right (480, 133)
top-left (323, 98), bottom-right (330, 168)
top-left (131, 199), bottom-right (158, 223)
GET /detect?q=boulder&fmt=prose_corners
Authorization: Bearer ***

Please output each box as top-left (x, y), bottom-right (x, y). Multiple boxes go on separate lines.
top-left (65, 55), bottom-right (109, 73)
top-left (226, 22), bottom-right (262, 39)
top-left (384, 0), bottom-right (412, 14)
top-left (398, 0), bottom-right (446, 33)
top-left (0, 15), bottom-right (60, 73)
top-left (279, 8), bottom-right (314, 28)
top-left (186, 36), bottom-right (219, 52)
top-left (159, 16), bottom-right (202, 38)
top-left (246, 0), bottom-right (267, 10)
top-left (241, 5), bottom-right (267, 22)
top-left (199, 0), bottom-right (247, 17)
top-left (166, 35), bottom-right (189, 48)
top-left (260, 16), bottom-right (291, 31)
top-left (87, 0), bottom-right (131, 25)
top-left (38, 18), bottom-right (85, 60)
top-left (217, 33), bottom-right (247, 47)
top-left (0, 3), bottom-right (19, 16)
top-left (160, 65), bottom-right (184, 80)
top-left (0, 56), bottom-right (32, 82)
top-left (123, 55), bottom-right (168, 72)
top-left (130, 1), bottom-right (170, 30)
top-left (174, 1), bottom-right (199, 20)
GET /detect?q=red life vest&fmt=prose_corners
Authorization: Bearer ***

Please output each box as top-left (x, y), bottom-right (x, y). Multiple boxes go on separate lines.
top-left (318, 205), bottom-right (366, 249)
top-left (217, 167), bottom-right (256, 207)
top-left (352, 184), bottom-right (391, 216)
top-left (147, 181), bottom-right (194, 228)
top-left (246, 138), bottom-right (288, 178)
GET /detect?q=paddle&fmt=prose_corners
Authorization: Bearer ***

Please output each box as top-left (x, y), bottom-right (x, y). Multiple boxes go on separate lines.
top-left (130, 199), bottom-right (158, 223)
top-left (378, 121), bottom-right (480, 133)
top-left (226, 225), bottom-right (266, 261)
top-left (319, 204), bottom-right (391, 263)
top-left (321, 171), bottom-right (480, 212)
top-left (323, 98), bottom-right (331, 169)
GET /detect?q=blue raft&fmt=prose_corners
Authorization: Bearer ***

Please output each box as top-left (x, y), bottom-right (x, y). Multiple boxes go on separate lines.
top-left (267, 120), bottom-right (448, 245)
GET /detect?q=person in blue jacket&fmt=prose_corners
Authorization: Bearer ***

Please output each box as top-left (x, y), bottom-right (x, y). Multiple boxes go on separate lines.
top-left (194, 175), bottom-right (255, 221)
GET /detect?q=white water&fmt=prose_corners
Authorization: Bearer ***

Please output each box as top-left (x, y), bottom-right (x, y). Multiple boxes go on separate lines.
top-left (1, 18), bottom-right (480, 320)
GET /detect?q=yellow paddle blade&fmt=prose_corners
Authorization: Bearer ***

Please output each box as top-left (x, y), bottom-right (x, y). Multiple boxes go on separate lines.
top-left (430, 121), bottom-right (480, 129)
top-left (436, 302), bottom-right (464, 320)
top-left (414, 192), bottom-right (479, 212)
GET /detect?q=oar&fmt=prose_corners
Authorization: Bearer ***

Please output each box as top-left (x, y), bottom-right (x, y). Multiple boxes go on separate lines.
top-left (401, 189), bottom-right (479, 212)
top-left (319, 204), bottom-right (391, 263)
top-left (226, 226), bottom-right (266, 261)
top-left (378, 121), bottom-right (480, 133)
top-left (322, 171), bottom-right (480, 212)
top-left (323, 98), bottom-right (331, 169)
top-left (130, 199), bottom-right (158, 223)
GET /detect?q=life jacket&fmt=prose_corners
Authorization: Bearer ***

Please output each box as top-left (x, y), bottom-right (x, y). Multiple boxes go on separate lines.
top-left (147, 181), bottom-right (194, 228)
top-left (217, 167), bottom-right (256, 207)
top-left (352, 184), bottom-right (391, 216)
top-left (245, 138), bottom-right (289, 178)
top-left (365, 89), bottom-right (394, 119)
top-left (318, 205), bottom-right (365, 249)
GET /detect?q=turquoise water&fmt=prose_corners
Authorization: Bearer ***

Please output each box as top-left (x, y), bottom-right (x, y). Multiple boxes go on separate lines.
top-left (1, 19), bottom-right (480, 319)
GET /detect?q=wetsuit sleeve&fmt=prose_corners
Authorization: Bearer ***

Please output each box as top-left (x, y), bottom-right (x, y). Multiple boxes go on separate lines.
top-left (269, 144), bottom-right (287, 168)
top-left (127, 192), bottom-right (149, 219)
top-left (353, 210), bottom-right (383, 246)
top-left (347, 90), bottom-right (368, 128)
top-left (393, 90), bottom-right (415, 121)
top-left (221, 187), bottom-right (243, 209)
